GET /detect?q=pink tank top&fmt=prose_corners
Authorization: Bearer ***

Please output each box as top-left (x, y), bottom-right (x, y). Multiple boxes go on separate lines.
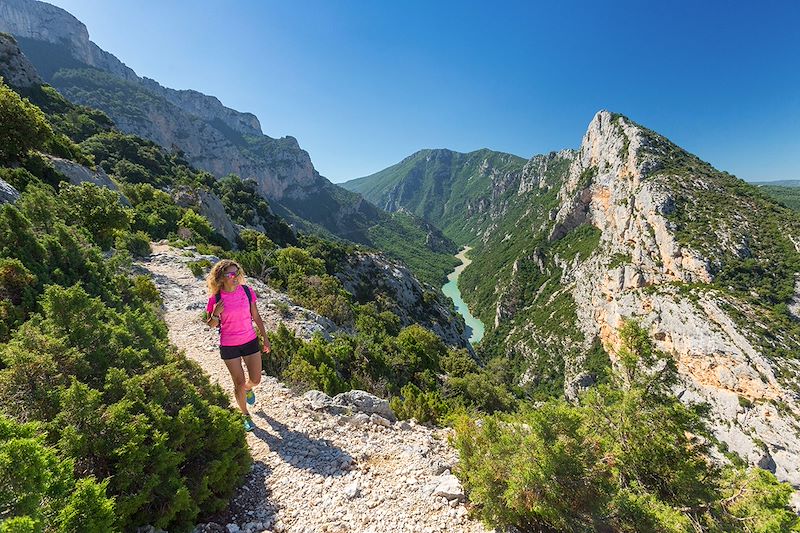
top-left (206, 285), bottom-right (258, 346)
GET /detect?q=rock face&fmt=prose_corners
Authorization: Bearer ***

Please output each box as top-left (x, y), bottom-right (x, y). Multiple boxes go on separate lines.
top-left (172, 186), bottom-right (240, 248)
top-left (335, 251), bottom-right (471, 349)
top-left (0, 178), bottom-right (19, 204)
top-left (0, 0), bottom-right (136, 81)
top-left (46, 155), bottom-right (121, 190)
top-left (0, 31), bottom-right (41, 87)
top-left (555, 111), bottom-right (800, 486)
top-left (303, 389), bottom-right (397, 422)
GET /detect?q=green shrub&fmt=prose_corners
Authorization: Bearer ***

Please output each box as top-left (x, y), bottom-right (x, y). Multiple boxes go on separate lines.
top-left (0, 167), bottom-right (38, 192)
top-left (114, 229), bottom-right (151, 257)
top-left (274, 301), bottom-right (291, 317)
top-left (58, 182), bottom-right (129, 250)
top-left (274, 246), bottom-right (325, 280)
top-left (177, 209), bottom-right (213, 244)
top-left (0, 258), bottom-right (37, 341)
top-left (188, 259), bottom-right (211, 278)
top-left (0, 80), bottom-right (52, 163)
top-left (121, 182), bottom-right (181, 240)
top-left (445, 371), bottom-right (517, 414)
top-left (0, 414), bottom-right (116, 532)
top-left (264, 322), bottom-right (303, 378)
top-left (130, 275), bottom-right (162, 306)
top-left (452, 320), bottom-right (800, 532)
top-left (389, 383), bottom-right (448, 424)
top-left (441, 348), bottom-right (479, 378)
top-left (287, 273), bottom-right (353, 326)
top-left (282, 334), bottom-right (349, 396)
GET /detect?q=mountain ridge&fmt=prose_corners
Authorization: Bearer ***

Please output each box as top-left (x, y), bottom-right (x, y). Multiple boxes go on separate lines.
top-left (348, 110), bottom-right (800, 488)
top-left (0, 0), bottom-right (457, 285)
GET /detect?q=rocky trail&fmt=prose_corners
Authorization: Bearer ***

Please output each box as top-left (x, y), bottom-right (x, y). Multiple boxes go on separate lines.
top-left (134, 245), bottom-right (490, 533)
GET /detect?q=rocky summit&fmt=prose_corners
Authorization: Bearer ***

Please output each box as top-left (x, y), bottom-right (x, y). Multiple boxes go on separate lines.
top-left (556, 111), bottom-right (800, 485)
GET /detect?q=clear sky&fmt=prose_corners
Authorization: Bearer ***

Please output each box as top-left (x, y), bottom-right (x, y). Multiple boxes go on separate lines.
top-left (45, 0), bottom-right (800, 183)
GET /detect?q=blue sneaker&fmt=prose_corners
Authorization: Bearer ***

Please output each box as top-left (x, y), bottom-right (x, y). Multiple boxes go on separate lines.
top-left (243, 415), bottom-right (255, 432)
top-left (245, 388), bottom-right (256, 406)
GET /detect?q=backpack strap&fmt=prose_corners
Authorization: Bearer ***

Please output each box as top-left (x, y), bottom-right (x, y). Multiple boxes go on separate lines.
top-left (243, 285), bottom-right (254, 319)
top-left (211, 287), bottom-right (254, 333)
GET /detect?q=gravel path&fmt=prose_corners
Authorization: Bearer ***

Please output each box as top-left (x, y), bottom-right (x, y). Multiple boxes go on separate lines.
top-left (135, 246), bottom-right (490, 533)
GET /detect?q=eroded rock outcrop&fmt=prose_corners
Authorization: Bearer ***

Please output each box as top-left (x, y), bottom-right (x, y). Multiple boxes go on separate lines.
top-left (556, 111), bottom-right (800, 486)
top-left (336, 251), bottom-right (471, 350)
top-left (0, 178), bottom-right (19, 204)
top-left (0, 31), bottom-right (41, 87)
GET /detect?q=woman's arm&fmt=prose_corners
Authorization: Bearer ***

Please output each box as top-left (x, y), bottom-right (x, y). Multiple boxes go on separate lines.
top-left (251, 301), bottom-right (271, 353)
top-left (206, 300), bottom-right (224, 327)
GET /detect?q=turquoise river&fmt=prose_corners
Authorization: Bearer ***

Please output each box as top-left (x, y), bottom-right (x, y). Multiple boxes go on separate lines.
top-left (441, 246), bottom-right (485, 345)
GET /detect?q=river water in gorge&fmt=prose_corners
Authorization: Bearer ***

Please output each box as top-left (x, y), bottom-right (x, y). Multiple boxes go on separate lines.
top-left (441, 246), bottom-right (485, 345)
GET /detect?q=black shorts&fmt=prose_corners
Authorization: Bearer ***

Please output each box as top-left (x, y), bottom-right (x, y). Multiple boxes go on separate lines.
top-left (220, 337), bottom-right (260, 360)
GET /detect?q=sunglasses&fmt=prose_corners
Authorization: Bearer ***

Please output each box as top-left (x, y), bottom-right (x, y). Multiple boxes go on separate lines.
top-left (225, 270), bottom-right (238, 279)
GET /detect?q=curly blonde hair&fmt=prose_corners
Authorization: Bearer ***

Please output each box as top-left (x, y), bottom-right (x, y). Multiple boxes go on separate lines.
top-left (206, 259), bottom-right (246, 296)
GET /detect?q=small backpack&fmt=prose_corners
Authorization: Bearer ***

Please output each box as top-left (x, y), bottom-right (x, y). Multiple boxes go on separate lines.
top-left (211, 285), bottom-right (254, 328)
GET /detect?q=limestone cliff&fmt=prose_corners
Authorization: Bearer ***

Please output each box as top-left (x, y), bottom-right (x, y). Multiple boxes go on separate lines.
top-left (473, 111), bottom-right (800, 487)
top-left (554, 111), bottom-right (800, 485)
top-left (0, 31), bottom-right (40, 87)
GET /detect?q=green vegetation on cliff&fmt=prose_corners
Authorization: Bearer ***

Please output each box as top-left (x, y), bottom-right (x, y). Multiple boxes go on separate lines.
top-left (454, 321), bottom-right (799, 532)
top-left (342, 148), bottom-right (528, 241)
top-left (14, 38), bottom-right (456, 287)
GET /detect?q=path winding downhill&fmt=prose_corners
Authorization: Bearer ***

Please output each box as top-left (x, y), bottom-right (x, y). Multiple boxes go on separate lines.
top-left (135, 245), bottom-right (490, 533)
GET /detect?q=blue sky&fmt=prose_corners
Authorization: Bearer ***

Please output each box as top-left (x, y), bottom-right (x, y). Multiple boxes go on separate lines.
top-left (47, 0), bottom-right (799, 182)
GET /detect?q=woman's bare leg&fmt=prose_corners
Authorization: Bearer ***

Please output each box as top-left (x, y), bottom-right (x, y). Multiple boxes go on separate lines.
top-left (242, 351), bottom-right (262, 391)
top-left (224, 357), bottom-right (249, 415)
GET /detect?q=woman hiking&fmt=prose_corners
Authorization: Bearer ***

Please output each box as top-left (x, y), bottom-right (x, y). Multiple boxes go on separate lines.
top-left (205, 259), bottom-right (271, 432)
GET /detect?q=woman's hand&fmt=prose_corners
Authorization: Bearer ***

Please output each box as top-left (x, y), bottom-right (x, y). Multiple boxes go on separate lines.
top-left (211, 299), bottom-right (224, 318)
top-left (262, 336), bottom-right (271, 355)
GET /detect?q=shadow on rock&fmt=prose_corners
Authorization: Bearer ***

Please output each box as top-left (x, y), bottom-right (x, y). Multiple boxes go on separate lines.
top-left (252, 412), bottom-right (354, 477)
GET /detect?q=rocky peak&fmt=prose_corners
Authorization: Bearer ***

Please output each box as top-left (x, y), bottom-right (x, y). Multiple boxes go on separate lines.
top-left (0, 32), bottom-right (41, 87)
top-left (0, 0), bottom-right (137, 81)
top-left (550, 110), bottom-right (800, 486)
top-left (139, 78), bottom-right (263, 138)
top-left (553, 110), bottom-right (712, 284)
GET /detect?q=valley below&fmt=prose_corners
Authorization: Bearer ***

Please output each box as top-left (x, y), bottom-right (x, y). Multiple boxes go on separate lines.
top-left (441, 246), bottom-right (485, 345)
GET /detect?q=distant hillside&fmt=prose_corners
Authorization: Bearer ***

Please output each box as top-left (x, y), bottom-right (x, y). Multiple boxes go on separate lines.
top-left (751, 182), bottom-right (800, 212)
top-left (751, 179), bottom-right (800, 187)
top-left (342, 148), bottom-right (530, 242)
top-left (0, 0), bottom-right (456, 285)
